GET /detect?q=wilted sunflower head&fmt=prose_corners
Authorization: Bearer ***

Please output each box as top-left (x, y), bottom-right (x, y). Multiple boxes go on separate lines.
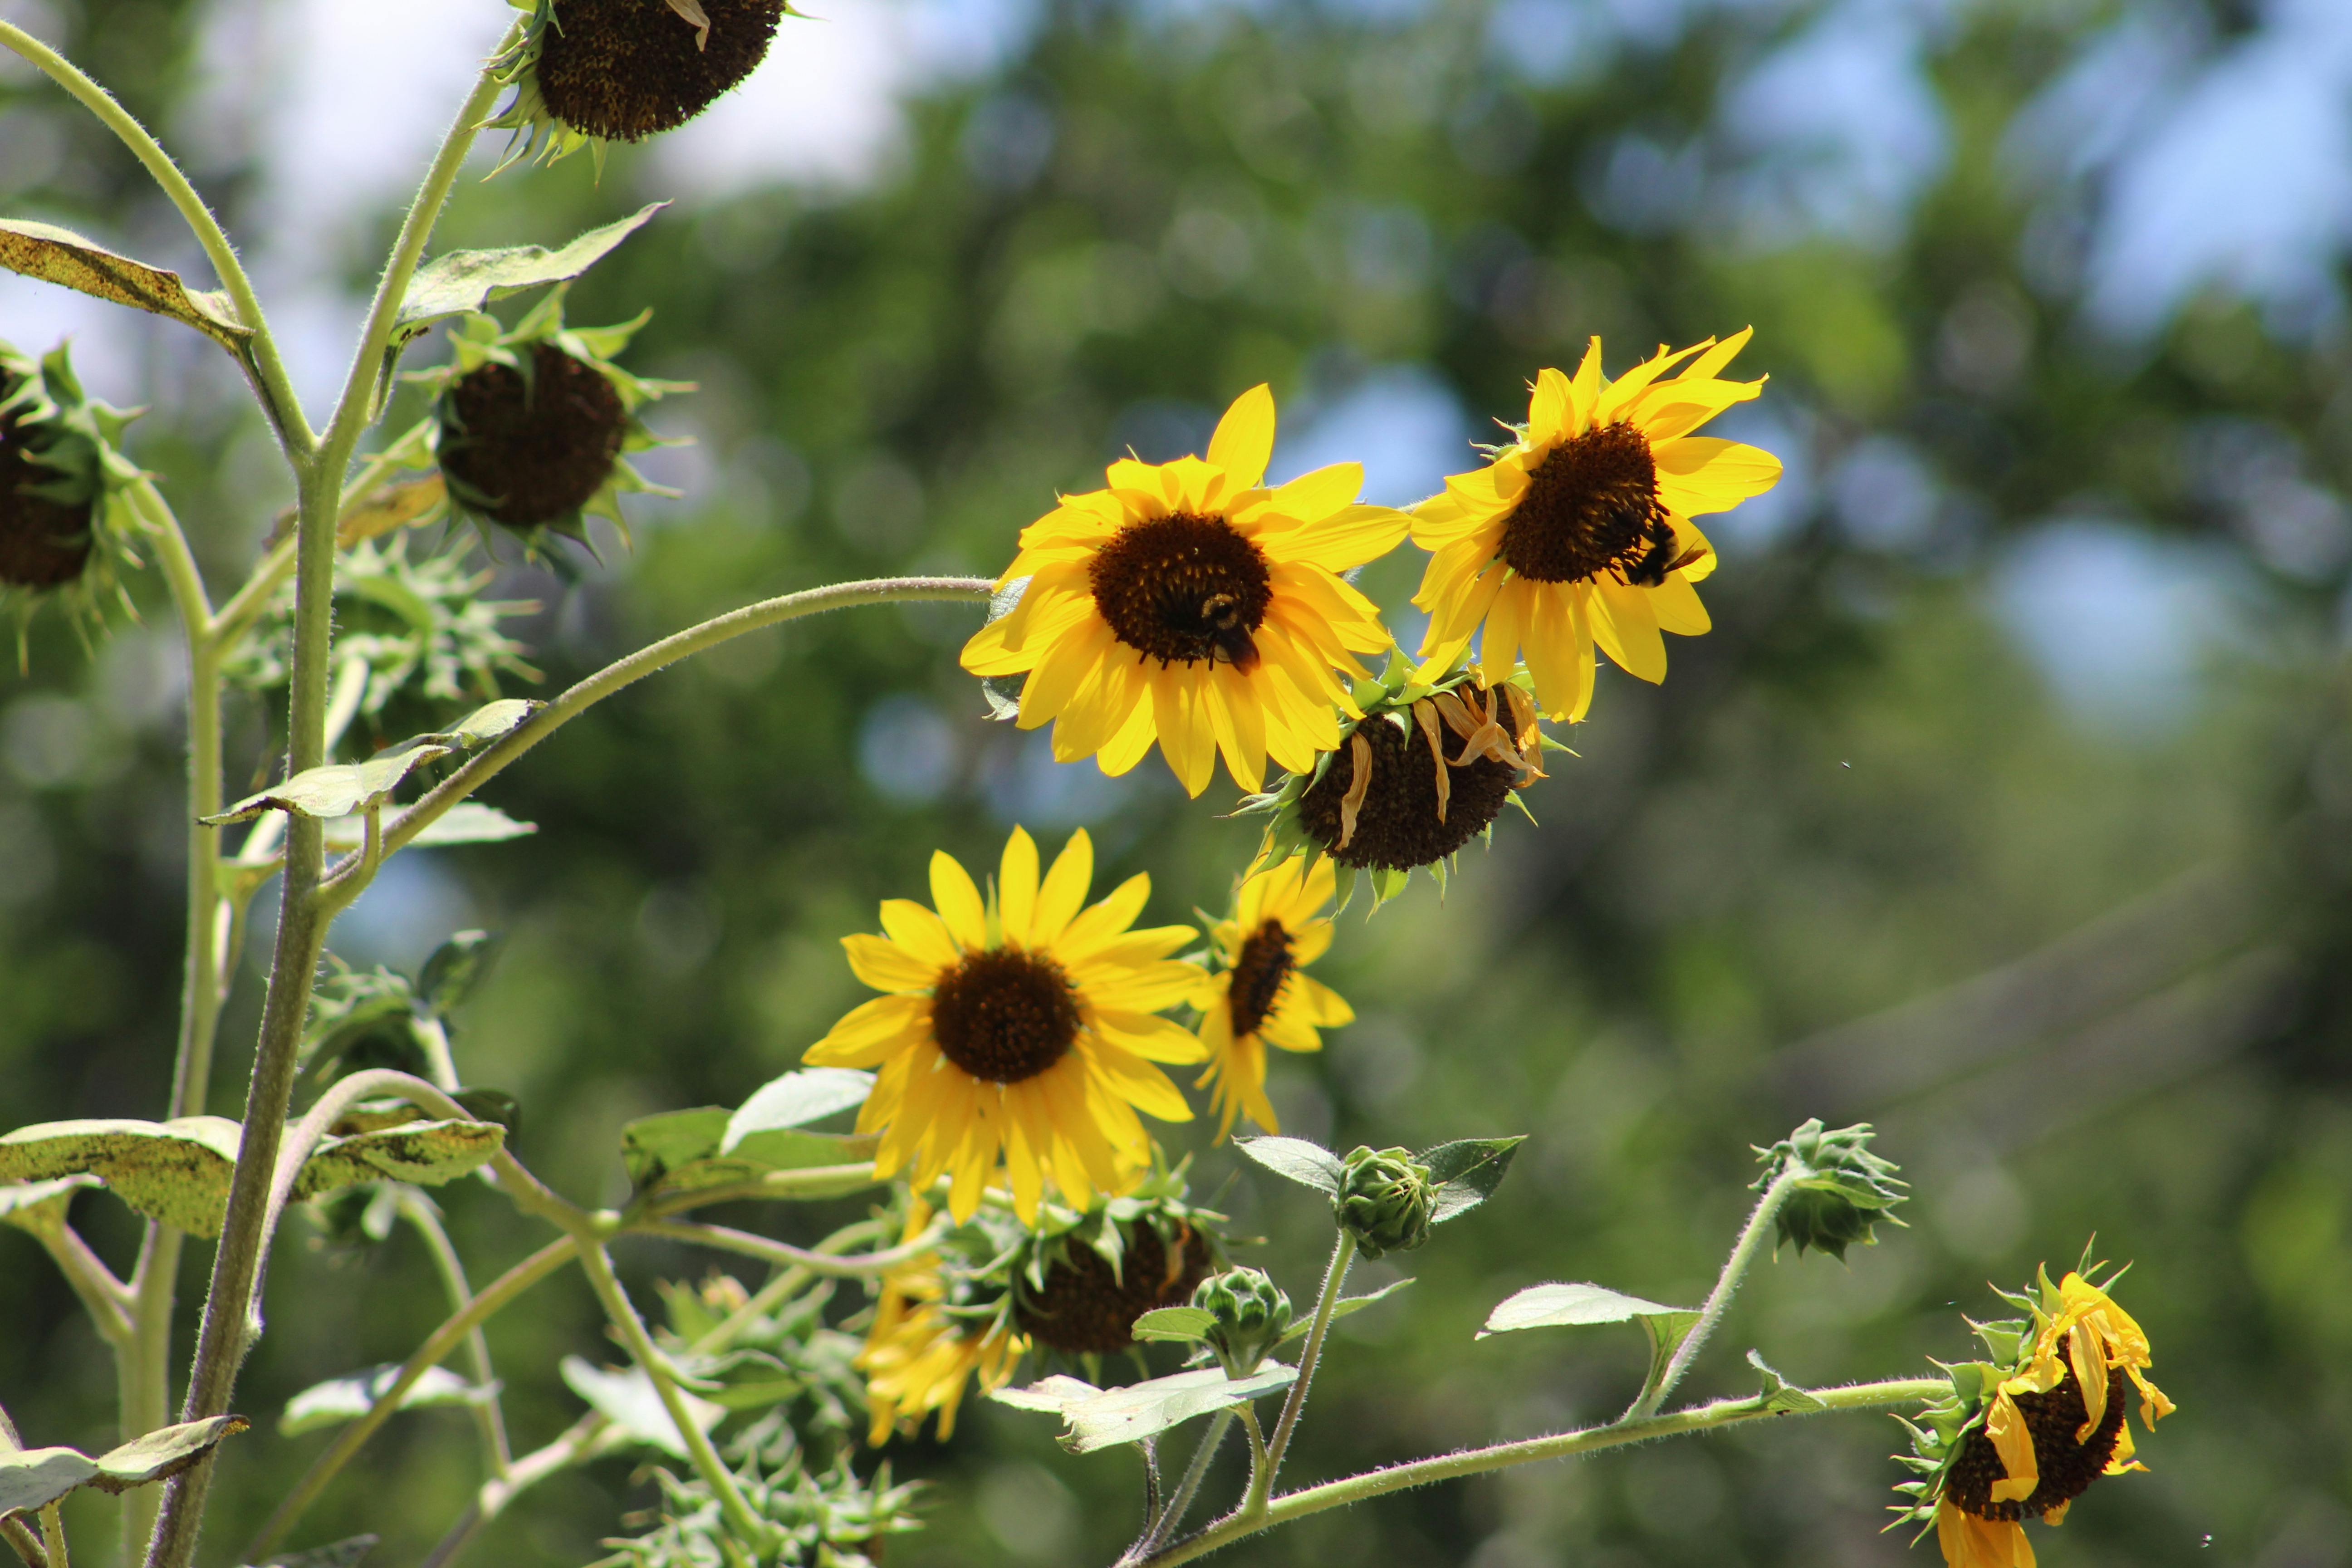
top-left (1005, 1167), bottom-right (1224, 1369)
top-left (411, 288), bottom-right (684, 561)
top-left (1235, 647), bottom-right (1560, 912)
top-left (487, 0), bottom-right (797, 173)
top-left (0, 339), bottom-right (143, 656)
top-left (1891, 1250), bottom-right (2174, 1568)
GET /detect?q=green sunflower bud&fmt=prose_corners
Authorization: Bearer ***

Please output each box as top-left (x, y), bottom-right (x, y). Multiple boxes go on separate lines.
top-left (1333, 1145), bottom-right (1435, 1259)
top-left (1191, 1265), bottom-right (1292, 1369)
top-left (1751, 1118), bottom-right (1908, 1260)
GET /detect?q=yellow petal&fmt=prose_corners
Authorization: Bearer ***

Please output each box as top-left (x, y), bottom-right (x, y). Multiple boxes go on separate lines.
top-left (1676, 323), bottom-right (1754, 383)
top-left (999, 827), bottom-right (1040, 946)
top-left (843, 932), bottom-right (941, 995)
top-left (929, 851), bottom-right (988, 950)
top-left (1567, 338), bottom-right (1603, 428)
top-left (1091, 1009), bottom-right (1207, 1063)
top-left (1096, 691), bottom-right (1160, 776)
top-left (1150, 668), bottom-right (1217, 798)
top-left (1033, 828), bottom-right (1093, 946)
top-left (1528, 364), bottom-right (1575, 442)
top-left (805, 995), bottom-right (928, 1068)
top-left (1986, 1392), bottom-right (2040, 1504)
top-left (1058, 871), bottom-right (1151, 956)
top-left (1595, 338), bottom-right (1710, 421)
top-left (1085, 1040), bottom-right (1194, 1122)
top-left (1645, 573), bottom-right (1711, 636)
top-left (878, 899), bottom-right (962, 970)
top-left (1589, 578), bottom-right (1666, 684)
top-left (1654, 437), bottom-right (1783, 517)
top-left (1207, 383), bottom-right (1277, 490)
top-left (1262, 503), bottom-right (1411, 572)
top-left (1257, 461), bottom-right (1362, 524)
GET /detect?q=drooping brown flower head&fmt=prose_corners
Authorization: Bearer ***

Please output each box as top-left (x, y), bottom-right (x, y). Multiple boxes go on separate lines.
top-left (1297, 681), bottom-right (1541, 872)
top-left (1945, 1337), bottom-right (2128, 1521)
top-left (439, 342), bottom-right (629, 529)
top-left (534, 0), bottom-right (787, 143)
top-left (0, 396), bottom-right (93, 591)
top-left (1014, 1220), bottom-right (1214, 1357)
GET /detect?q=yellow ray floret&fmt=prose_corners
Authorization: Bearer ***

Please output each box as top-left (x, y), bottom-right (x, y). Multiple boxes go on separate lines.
top-left (1190, 855), bottom-right (1352, 1139)
top-left (1411, 330), bottom-right (1781, 720)
top-left (858, 1203), bottom-right (1025, 1444)
top-left (1936, 1500), bottom-right (2037, 1568)
top-left (963, 385), bottom-right (1410, 797)
top-left (804, 826), bottom-right (1205, 1224)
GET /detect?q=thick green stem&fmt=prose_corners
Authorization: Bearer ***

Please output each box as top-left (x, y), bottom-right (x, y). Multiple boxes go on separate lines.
top-left (1142, 1377), bottom-right (1948, 1568)
top-left (1246, 1231), bottom-right (1352, 1514)
top-left (1630, 1170), bottom-right (1797, 1420)
top-left (0, 22), bottom-right (310, 453)
top-left (373, 577), bottom-right (995, 863)
top-left (576, 1245), bottom-right (769, 1553)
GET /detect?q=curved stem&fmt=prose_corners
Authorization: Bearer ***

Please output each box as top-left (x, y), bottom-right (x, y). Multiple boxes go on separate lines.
top-left (396, 1190), bottom-right (512, 1477)
top-left (37, 1226), bottom-right (134, 1347)
top-left (240, 1239), bottom-right (574, 1564)
top-left (628, 1218), bottom-right (943, 1277)
top-left (0, 21), bottom-right (310, 453)
top-left (1630, 1170), bottom-right (1797, 1419)
top-left (1249, 1232), bottom-right (1351, 1512)
top-left (636, 1164), bottom-right (886, 1217)
top-left (1140, 1377), bottom-right (1947, 1568)
top-left (1138, 1411), bottom-right (1231, 1559)
top-left (373, 577), bottom-right (995, 863)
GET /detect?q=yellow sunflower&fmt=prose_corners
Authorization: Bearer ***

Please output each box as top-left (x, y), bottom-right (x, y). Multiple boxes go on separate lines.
top-left (961, 385), bottom-right (1409, 797)
top-left (1191, 856), bottom-right (1354, 1139)
top-left (1411, 330), bottom-right (1781, 720)
top-left (804, 826), bottom-right (1204, 1224)
top-left (858, 1203), bottom-right (1025, 1444)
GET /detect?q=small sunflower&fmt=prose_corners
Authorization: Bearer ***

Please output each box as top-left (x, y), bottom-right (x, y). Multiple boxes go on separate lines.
top-left (961, 385), bottom-right (1409, 798)
top-left (1412, 331), bottom-right (1781, 719)
top-left (804, 827), bottom-right (1204, 1224)
top-left (1191, 856), bottom-right (1353, 1138)
top-left (408, 288), bottom-right (683, 560)
top-left (1893, 1254), bottom-right (2175, 1568)
top-left (487, 0), bottom-right (796, 173)
top-left (859, 1201), bottom-right (1025, 1445)
top-left (0, 339), bottom-right (143, 656)
top-left (1237, 648), bottom-right (1556, 911)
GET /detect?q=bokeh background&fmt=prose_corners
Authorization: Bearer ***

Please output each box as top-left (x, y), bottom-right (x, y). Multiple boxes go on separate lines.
top-left (4, 0), bottom-right (2351, 1563)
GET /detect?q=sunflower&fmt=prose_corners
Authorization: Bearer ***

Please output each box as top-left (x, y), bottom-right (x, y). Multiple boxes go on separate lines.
top-left (1893, 1258), bottom-right (2174, 1568)
top-left (804, 827), bottom-right (1204, 1224)
top-left (859, 1202), bottom-right (1026, 1444)
top-left (1191, 857), bottom-right (1354, 1137)
top-left (960, 385), bottom-right (1409, 797)
top-left (0, 338), bottom-right (144, 654)
top-left (1411, 330), bottom-right (1781, 720)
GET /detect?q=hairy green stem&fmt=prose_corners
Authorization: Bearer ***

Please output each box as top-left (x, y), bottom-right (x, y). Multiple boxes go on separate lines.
top-left (1247, 1231), bottom-right (1351, 1514)
top-left (637, 1164), bottom-right (886, 1216)
top-left (35, 1505), bottom-right (63, 1568)
top-left (577, 1245), bottom-right (769, 1552)
top-left (1630, 1169), bottom-right (1797, 1420)
top-left (241, 1238), bottom-right (574, 1564)
top-left (374, 577), bottom-right (995, 862)
top-left (1142, 1410), bottom-right (1231, 1558)
top-left (1142, 1377), bottom-right (1948, 1567)
top-left (397, 1191), bottom-right (512, 1478)
top-left (629, 1219), bottom-right (941, 1277)
top-left (37, 1226), bottom-right (133, 1348)
top-left (0, 1514), bottom-right (44, 1568)
top-left (0, 22), bottom-right (309, 453)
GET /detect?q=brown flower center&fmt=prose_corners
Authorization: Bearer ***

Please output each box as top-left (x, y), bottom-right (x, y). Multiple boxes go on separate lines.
top-left (1947, 1337), bottom-right (2129, 1522)
top-left (0, 400), bottom-right (93, 592)
top-left (1298, 716), bottom-right (1518, 871)
top-left (1225, 920), bottom-right (1294, 1040)
top-left (929, 946), bottom-right (1081, 1084)
top-left (439, 343), bottom-right (628, 529)
top-left (1088, 512), bottom-right (1272, 670)
top-left (1498, 421), bottom-right (1678, 586)
top-left (1015, 1222), bottom-right (1215, 1357)
top-left (535, 0), bottom-right (787, 143)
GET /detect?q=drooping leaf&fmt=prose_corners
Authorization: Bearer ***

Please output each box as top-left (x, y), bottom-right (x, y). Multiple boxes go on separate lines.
top-left (0, 1175), bottom-right (100, 1240)
top-left (620, 1107), bottom-right (872, 1199)
top-left (90, 1416), bottom-right (250, 1491)
top-left (201, 742), bottom-right (453, 826)
top-left (1476, 1282), bottom-right (1692, 1338)
top-left (1129, 1307), bottom-right (1217, 1344)
top-left (1422, 1136), bottom-right (1525, 1223)
top-left (281, 1367), bottom-right (496, 1436)
top-left (0, 220), bottom-right (250, 354)
top-left (559, 1358), bottom-right (725, 1460)
top-left (393, 206), bottom-right (666, 341)
top-left (291, 1120), bottom-right (506, 1200)
top-left (1743, 1349), bottom-right (1827, 1415)
top-left (0, 1117), bottom-right (244, 1236)
top-left (1232, 1135), bottom-right (1346, 1196)
top-left (323, 803), bottom-right (535, 852)
top-left (0, 1448), bottom-right (97, 1518)
top-left (993, 1366), bottom-right (1298, 1454)
top-left (1275, 1276), bottom-right (1416, 1343)
top-left (720, 1069), bottom-right (874, 1153)
top-left (422, 698), bottom-right (539, 749)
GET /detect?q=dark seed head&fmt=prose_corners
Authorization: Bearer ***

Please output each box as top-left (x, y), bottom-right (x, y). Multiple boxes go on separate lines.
top-left (1298, 715), bottom-right (1518, 871)
top-left (0, 399), bottom-right (92, 591)
top-left (1499, 420), bottom-right (1671, 586)
top-left (535, 0), bottom-right (785, 142)
top-left (929, 946), bottom-right (1082, 1085)
top-left (1015, 1222), bottom-right (1215, 1357)
top-left (1225, 920), bottom-right (1294, 1040)
top-left (1088, 512), bottom-right (1273, 670)
top-left (1947, 1338), bottom-right (2129, 1522)
top-left (439, 343), bottom-right (627, 528)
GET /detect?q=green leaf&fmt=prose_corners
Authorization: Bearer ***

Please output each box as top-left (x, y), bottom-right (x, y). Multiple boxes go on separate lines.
top-left (0, 219), bottom-right (251, 354)
top-left (201, 742), bottom-right (452, 826)
top-left (1422, 1136), bottom-right (1525, 1223)
top-left (1129, 1306), bottom-right (1217, 1344)
top-left (0, 1448), bottom-right (96, 1518)
top-left (417, 929), bottom-right (504, 1014)
top-left (0, 1117), bottom-right (244, 1237)
top-left (1275, 1276), bottom-right (1415, 1344)
top-left (394, 206), bottom-right (666, 340)
top-left (558, 1357), bottom-right (725, 1460)
top-left (324, 803), bottom-right (535, 852)
top-left (431, 698), bottom-right (540, 748)
top-left (1475, 1282), bottom-right (1694, 1338)
top-left (720, 1069), bottom-right (873, 1153)
top-left (1233, 1135), bottom-right (1345, 1195)
top-left (1743, 1349), bottom-right (1827, 1415)
top-left (621, 1107), bottom-right (872, 1199)
top-left (90, 1416), bottom-right (250, 1491)
top-left (0, 1175), bottom-right (100, 1240)
top-left (990, 1366), bottom-right (1298, 1454)
top-left (281, 1366), bottom-right (496, 1436)
top-left (291, 1120), bottom-right (507, 1200)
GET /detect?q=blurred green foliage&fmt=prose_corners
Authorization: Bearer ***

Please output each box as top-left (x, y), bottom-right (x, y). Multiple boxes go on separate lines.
top-left (4, 1), bottom-right (2351, 1566)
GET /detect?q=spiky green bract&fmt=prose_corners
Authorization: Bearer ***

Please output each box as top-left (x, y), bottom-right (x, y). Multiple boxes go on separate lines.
top-left (1191, 1266), bottom-right (1292, 1372)
top-left (408, 287), bottom-right (685, 563)
top-left (1333, 1145), bottom-right (1435, 1260)
top-left (1233, 646), bottom-right (1562, 914)
top-left (1753, 1118), bottom-right (1909, 1260)
top-left (0, 339), bottom-right (144, 655)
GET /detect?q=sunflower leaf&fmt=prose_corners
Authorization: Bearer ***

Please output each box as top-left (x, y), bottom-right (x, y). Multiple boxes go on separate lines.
top-left (1131, 1307), bottom-right (1217, 1344)
top-left (558, 1358), bottom-right (725, 1460)
top-left (0, 1175), bottom-right (100, 1240)
top-left (992, 1366), bottom-right (1297, 1453)
top-left (395, 206), bottom-right (667, 341)
top-left (1275, 1276), bottom-right (1415, 1343)
top-left (1475, 1281), bottom-right (1693, 1338)
top-left (0, 219), bottom-right (251, 354)
top-left (720, 1069), bottom-right (874, 1153)
top-left (1232, 1135), bottom-right (1345, 1196)
top-left (1422, 1136), bottom-right (1525, 1222)
top-left (281, 1366), bottom-right (497, 1436)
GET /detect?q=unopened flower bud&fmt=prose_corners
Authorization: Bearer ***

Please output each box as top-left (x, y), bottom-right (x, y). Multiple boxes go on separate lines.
top-left (1752, 1118), bottom-right (1908, 1260)
top-left (1191, 1265), bottom-right (1292, 1369)
top-left (1333, 1145), bottom-right (1435, 1259)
